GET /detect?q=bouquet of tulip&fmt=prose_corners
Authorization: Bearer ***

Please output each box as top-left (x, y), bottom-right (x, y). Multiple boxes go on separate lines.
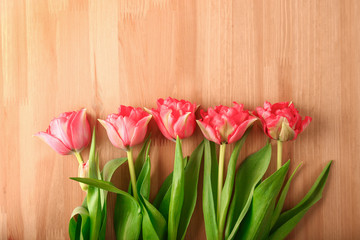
top-left (197, 101), bottom-right (331, 240)
top-left (35, 98), bottom-right (331, 240)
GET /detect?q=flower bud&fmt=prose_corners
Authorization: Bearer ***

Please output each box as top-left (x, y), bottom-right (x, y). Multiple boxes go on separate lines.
top-left (78, 161), bottom-right (89, 191)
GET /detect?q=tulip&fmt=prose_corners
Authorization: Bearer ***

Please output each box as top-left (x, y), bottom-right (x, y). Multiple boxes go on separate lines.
top-left (145, 97), bottom-right (197, 141)
top-left (98, 106), bottom-right (152, 151)
top-left (197, 102), bottom-right (256, 238)
top-left (196, 102), bottom-right (257, 145)
top-left (254, 101), bottom-right (312, 142)
top-left (254, 101), bottom-right (312, 169)
top-left (146, 97), bottom-right (197, 239)
top-left (35, 108), bottom-right (91, 164)
top-left (99, 106), bottom-right (152, 201)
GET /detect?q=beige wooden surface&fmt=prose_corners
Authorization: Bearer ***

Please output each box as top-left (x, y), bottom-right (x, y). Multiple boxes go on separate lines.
top-left (1, 0), bottom-right (359, 239)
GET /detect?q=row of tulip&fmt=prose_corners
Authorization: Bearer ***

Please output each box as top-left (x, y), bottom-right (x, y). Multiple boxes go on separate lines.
top-left (35, 98), bottom-right (331, 240)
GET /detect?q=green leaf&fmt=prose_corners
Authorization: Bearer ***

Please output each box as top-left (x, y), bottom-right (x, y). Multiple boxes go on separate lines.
top-left (168, 136), bottom-right (185, 240)
top-left (136, 155), bottom-right (151, 201)
top-left (86, 129), bottom-right (102, 240)
top-left (236, 160), bottom-right (290, 240)
top-left (129, 137), bottom-right (151, 196)
top-left (135, 136), bottom-right (151, 177)
top-left (70, 178), bottom-right (137, 199)
top-left (70, 177), bottom-right (143, 240)
top-left (156, 177), bottom-right (173, 222)
top-left (102, 158), bottom-right (128, 182)
top-left (114, 195), bottom-right (142, 240)
top-left (177, 141), bottom-right (204, 240)
top-left (153, 171), bottom-right (173, 209)
top-left (155, 157), bottom-right (189, 223)
top-left (140, 196), bottom-right (167, 240)
top-left (269, 161), bottom-right (332, 240)
top-left (69, 206), bottom-right (90, 240)
top-left (99, 202), bottom-right (107, 240)
top-left (203, 140), bottom-right (218, 240)
top-left (270, 162), bottom-right (302, 229)
top-left (69, 217), bottom-right (78, 240)
top-left (225, 143), bottom-right (272, 240)
top-left (218, 131), bottom-right (249, 239)
top-left (101, 157), bottom-right (128, 216)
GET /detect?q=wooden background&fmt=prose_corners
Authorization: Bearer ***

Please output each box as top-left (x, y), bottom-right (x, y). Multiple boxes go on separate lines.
top-left (1, 0), bottom-right (359, 239)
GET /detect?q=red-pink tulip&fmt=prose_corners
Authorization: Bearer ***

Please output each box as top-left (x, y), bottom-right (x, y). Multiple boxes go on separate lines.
top-left (197, 102), bottom-right (256, 145)
top-left (35, 109), bottom-right (91, 155)
top-left (99, 106), bottom-right (152, 151)
top-left (146, 97), bottom-right (197, 141)
top-left (254, 101), bottom-right (312, 141)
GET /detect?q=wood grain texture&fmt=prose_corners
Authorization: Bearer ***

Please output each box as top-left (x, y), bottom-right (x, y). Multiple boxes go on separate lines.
top-left (1, 0), bottom-right (359, 239)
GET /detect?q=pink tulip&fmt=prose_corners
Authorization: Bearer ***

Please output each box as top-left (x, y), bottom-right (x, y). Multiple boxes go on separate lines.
top-left (98, 106), bottom-right (152, 151)
top-left (146, 97), bottom-right (197, 141)
top-left (254, 101), bottom-right (312, 141)
top-left (35, 109), bottom-right (91, 155)
top-left (196, 102), bottom-right (256, 144)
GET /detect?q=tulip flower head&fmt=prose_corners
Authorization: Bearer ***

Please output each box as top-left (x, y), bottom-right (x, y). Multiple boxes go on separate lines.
top-left (254, 101), bottom-right (312, 141)
top-left (35, 109), bottom-right (91, 155)
top-left (99, 106), bottom-right (152, 151)
top-left (197, 102), bottom-right (257, 145)
top-left (146, 97), bottom-right (197, 141)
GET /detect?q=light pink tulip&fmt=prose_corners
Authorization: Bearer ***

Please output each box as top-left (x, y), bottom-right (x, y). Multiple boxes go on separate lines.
top-left (99, 106), bottom-right (152, 151)
top-left (146, 97), bottom-right (197, 141)
top-left (197, 102), bottom-right (256, 144)
top-left (35, 109), bottom-right (91, 155)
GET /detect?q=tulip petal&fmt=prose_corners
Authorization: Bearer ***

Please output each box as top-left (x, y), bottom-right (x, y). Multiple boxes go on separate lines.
top-left (49, 117), bottom-right (74, 150)
top-left (35, 132), bottom-right (72, 155)
top-left (228, 118), bottom-right (257, 144)
top-left (70, 109), bottom-right (91, 151)
top-left (218, 117), bottom-right (235, 142)
top-left (98, 119), bottom-right (126, 150)
top-left (160, 108), bottom-right (176, 138)
top-left (122, 116), bottom-right (137, 144)
top-left (130, 115), bottom-right (152, 146)
top-left (279, 118), bottom-right (295, 141)
top-left (267, 117), bottom-right (284, 140)
top-left (114, 116), bottom-right (131, 146)
top-left (196, 120), bottom-right (221, 144)
top-left (302, 116), bottom-right (312, 130)
top-left (173, 112), bottom-right (194, 139)
top-left (150, 110), bottom-right (174, 141)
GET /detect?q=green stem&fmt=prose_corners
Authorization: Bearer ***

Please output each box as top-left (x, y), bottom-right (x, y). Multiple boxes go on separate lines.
top-left (127, 148), bottom-right (139, 201)
top-left (217, 143), bottom-right (226, 234)
top-left (277, 140), bottom-right (283, 170)
top-left (74, 151), bottom-right (83, 165)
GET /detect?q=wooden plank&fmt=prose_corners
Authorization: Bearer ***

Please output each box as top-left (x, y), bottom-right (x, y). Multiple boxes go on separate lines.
top-left (0, 0), bottom-right (359, 239)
